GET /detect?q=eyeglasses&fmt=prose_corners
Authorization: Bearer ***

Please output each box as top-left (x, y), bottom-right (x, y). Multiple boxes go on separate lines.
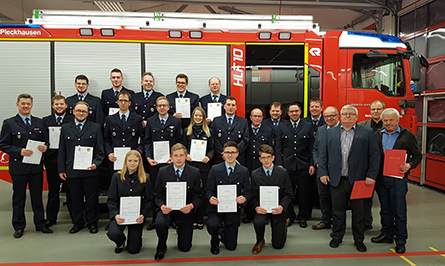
top-left (251, 115), bottom-right (262, 118)
top-left (74, 110), bottom-right (88, 114)
top-left (341, 113), bottom-right (357, 117)
top-left (223, 151), bottom-right (239, 155)
top-left (288, 109), bottom-right (301, 114)
top-left (157, 104), bottom-right (169, 108)
top-left (324, 114), bottom-right (338, 119)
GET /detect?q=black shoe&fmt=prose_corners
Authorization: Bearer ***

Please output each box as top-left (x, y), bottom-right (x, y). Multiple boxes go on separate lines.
top-left (13, 230), bottom-right (24, 238)
top-left (286, 218), bottom-right (293, 227)
top-left (88, 225), bottom-right (99, 234)
top-left (395, 244), bottom-right (406, 254)
top-left (329, 238), bottom-right (342, 248)
top-left (154, 249), bottom-right (166, 261)
top-left (365, 225), bottom-right (373, 231)
top-left (105, 222), bottom-right (110, 231)
top-left (193, 223), bottom-right (198, 229)
top-left (355, 241), bottom-right (367, 252)
top-left (37, 227), bottom-right (53, 234)
top-left (147, 223), bottom-right (156, 231)
top-left (243, 217), bottom-right (253, 223)
top-left (45, 221), bottom-right (57, 227)
top-left (371, 233), bottom-right (393, 244)
top-left (69, 225), bottom-right (84, 234)
top-left (299, 220), bottom-right (307, 228)
top-left (210, 245), bottom-right (220, 255)
top-left (197, 224), bottom-right (204, 230)
top-left (115, 244), bottom-right (125, 254)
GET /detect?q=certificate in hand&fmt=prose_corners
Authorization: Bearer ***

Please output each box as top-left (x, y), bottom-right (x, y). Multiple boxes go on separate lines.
top-left (153, 141), bottom-right (170, 164)
top-left (217, 184), bottom-right (237, 213)
top-left (73, 146), bottom-right (94, 170)
top-left (114, 147), bottom-right (131, 170)
top-left (175, 98), bottom-right (191, 118)
top-left (109, 107), bottom-right (120, 116)
top-left (260, 186), bottom-right (279, 213)
top-left (48, 126), bottom-right (61, 149)
top-left (22, 140), bottom-right (45, 165)
top-left (166, 182), bottom-right (187, 210)
top-left (120, 196), bottom-right (141, 225)
top-left (190, 139), bottom-right (207, 162)
top-left (383, 149), bottom-right (407, 179)
top-left (207, 102), bottom-right (222, 120)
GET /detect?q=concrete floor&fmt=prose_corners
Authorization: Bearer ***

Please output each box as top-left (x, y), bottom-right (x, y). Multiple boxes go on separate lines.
top-left (1, 180), bottom-right (445, 266)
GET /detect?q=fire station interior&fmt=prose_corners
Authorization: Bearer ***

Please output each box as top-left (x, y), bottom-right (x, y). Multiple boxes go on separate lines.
top-left (1, 0), bottom-right (445, 265)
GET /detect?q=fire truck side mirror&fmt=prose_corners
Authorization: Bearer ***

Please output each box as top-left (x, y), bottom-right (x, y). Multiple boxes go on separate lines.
top-left (411, 54), bottom-right (429, 82)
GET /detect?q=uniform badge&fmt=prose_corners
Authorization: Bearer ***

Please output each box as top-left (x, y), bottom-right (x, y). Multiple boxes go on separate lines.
top-left (238, 134), bottom-right (242, 138)
top-left (89, 110), bottom-right (93, 114)
top-left (218, 133), bottom-right (221, 137)
top-left (135, 106), bottom-right (139, 110)
top-left (112, 132), bottom-right (116, 136)
top-left (17, 134), bottom-right (21, 139)
top-left (170, 133), bottom-right (174, 137)
top-left (151, 108), bottom-right (154, 112)
top-left (132, 132), bottom-right (135, 136)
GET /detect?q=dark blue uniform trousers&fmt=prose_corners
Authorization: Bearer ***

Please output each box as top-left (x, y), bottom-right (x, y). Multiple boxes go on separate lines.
top-left (207, 211), bottom-right (240, 250)
top-left (155, 211), bottom-right (194, 252)
top-left (107, 219), bottom-right (144, 254)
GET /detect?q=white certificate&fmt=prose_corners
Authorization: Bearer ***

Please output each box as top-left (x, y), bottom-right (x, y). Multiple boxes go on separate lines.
top-left (217, 184), bottom-right (237, 213)
top-left (113, 147), bottom-right (131, 170)
top-left (166, 182), bottom-right (187, 210)
top-left (73, 146), bottom-right (94, 170)
top-left (153, 141), bottom-right (170, 164)
top-left (120, 196), bottom-right (141, 225)
top-left (109, 107), bottom-right (120, 116)
top-left (48, 126), bottom-right (61, 149)
top-left (175, 98), bottom-right (191, 118)
top-left (260, 186), bottom-right (279, 213)
top-left (22, 140), bottom-right (45, 165)
top-left (190, 139), bottom-right (207, 162)
top-left (207, 102), bottom-right (222, 120)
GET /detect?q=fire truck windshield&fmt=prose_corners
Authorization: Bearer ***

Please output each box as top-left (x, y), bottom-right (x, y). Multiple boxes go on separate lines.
top-left (352, 53), bottom-right (405, 97)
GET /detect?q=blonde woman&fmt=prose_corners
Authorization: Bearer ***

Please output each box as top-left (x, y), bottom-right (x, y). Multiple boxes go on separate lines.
top-left (107, 150), bottom-right (152, 254)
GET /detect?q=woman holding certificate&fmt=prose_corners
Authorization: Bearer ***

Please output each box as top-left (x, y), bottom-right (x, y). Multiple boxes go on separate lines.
top-left (183, 107), bottom-right (215, 230)
top-left (107, 150), bottom-right (153, 254)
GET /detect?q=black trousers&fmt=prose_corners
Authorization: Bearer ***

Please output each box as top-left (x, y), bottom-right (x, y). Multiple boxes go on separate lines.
top-left (207, 211), bottom-right (240, 250)
top-left (288, 169), bottom-right (312, 221)
top-left (330, 177), bottom-right (365, 242)
top-left (11, 173), bottom-right (46, 231)
top-left (107, 219), bottom-right (144, 254)
top-left (253, 212), bottom-right (287, 249)
top-left (66, 176), bottom-right (99, 227)
top-left (45, 161), bottom-right (69, 223)
top-left (155, 211), bottom-right (194, 252)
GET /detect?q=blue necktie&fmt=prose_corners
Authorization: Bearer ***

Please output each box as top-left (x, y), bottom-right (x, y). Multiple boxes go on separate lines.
top-left (176, 169), bottom-right (181, 181)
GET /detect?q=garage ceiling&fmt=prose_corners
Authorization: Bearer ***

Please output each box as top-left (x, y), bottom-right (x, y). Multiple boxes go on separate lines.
top-left (0, 0), bottom-right (403, 31)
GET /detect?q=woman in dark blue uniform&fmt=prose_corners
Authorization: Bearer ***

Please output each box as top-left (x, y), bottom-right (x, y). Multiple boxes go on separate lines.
top-left (183, 107), bottom-right (214, 230)
top-left (107, 150), bottom-right (153, 254)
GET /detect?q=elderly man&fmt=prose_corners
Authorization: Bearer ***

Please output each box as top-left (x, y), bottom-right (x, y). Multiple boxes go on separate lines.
top-left (312, 106), bottom-right (339, 230)
top-left (199, 77), bottom-right (227, 124)
top-left (318, 105), bottom-right (380, 252)
top-left (370, 108), bottom-right (421, 254)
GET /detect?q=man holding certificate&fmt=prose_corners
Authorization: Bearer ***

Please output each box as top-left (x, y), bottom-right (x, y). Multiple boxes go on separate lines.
top-left (166, 73), bottom-right (200, 129)
top-left (199, 77), bottom-right (227, 124)
top-left (0, 93), bottom-right (52, 238)
top-left (370, 108), bottom-right (421, 254)
top-left (101, 68), bottom-right (135, 117)
top-left (206, 141), bottom-right (252, 255)
top-left (42, 95), bottom-right (74, 227)
top-left (153, 143), bottom-right (202, 261)
top-left (250, 144), bottom-right (293, 254)
top-left (58, 101), bottom-right (105, 234)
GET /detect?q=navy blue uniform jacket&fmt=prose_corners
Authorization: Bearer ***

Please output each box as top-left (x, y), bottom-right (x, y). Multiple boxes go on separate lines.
top-left (166, 91), bottom-right (200, 128)
top-left (104, 111), bottom-right (144, 156)
top-left (144, 115), bottom-right (182, 159)
top-left (66, 93), bottom-right (104, 126)
top-left (132, 90), bottom-right (164, 121)
top-left (211, 115), bottom-right (249, 159)
top-left (101, 86), bottom-right (135, 117)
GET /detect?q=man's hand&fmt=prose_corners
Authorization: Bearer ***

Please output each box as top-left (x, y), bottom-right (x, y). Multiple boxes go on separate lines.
top-left (272, 205), bottom-right (284, 215)
top-left (309, 166), bottom-right (315, 175)
top-left (206, 118), bottom-right (212, 125)
top-left (173, 113), bottom-right (183, 119)
top-left (202, 156), bottom-right (210, 164)
top-left (160, 205), bottom-right (172, 214)
top-left (399, 163), bottom-right (411, 174)
top-left (180, 203), bottom-right (194, 214)
top-left (37, 145), bottom-right (48, 153)
top-left (108, 153), bottom-right (117, 162)
top-left (136, 215), bottom-right (144, 224)
top-left (59, 173), bottom-right (67, 181)
top-left (186, 154), bottom-right (192, 162)
top-left (365, 177), bottom-right (375, 186)
top-left (236, 195), bottom-right (246, 204)
top-left (209, 196), bottom-right (219, 205)
top-left (255, 206), bottom-right (267, 215)
top-left (87, 164), bottom-right (97, 171)
top-left (20, 148), bottom-right (33, 156)
top-left (320, 175), bottom-right (330, 185)
top-left (115, 214), bottom-right (125, 225)
top-left (147, 157), bottom-right (158, 166)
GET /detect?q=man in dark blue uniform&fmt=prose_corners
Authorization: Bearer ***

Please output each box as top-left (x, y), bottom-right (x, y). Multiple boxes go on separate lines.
top-left (206, 141), bottom-right (252, 255)
top-left (262, 102), bottom-right (283, 150)
top-left (101, 68), bottom-right (135, 117)
top-left (132, 72), bottom-right (164, 126)
top-left (199, 77), bottom-right (227, 124)
top-left (210, 96), bottom-right (249, 165)
top-left (303, 97), bottom-right (326, 136)
top-left (0, 94), bottom-right (52, 238)
top-left (42, 95), bottom-right (74, 227)
top-left (275, 101), bottom-right (315, 228)
top-left (166, 73), bottom-right (200, 129)
top-left (58, 101), bottom-right (105, 234)
top-left (66, 74), bottom-right (104, 126)
top-left (144, 96), bottom-right (182, 230)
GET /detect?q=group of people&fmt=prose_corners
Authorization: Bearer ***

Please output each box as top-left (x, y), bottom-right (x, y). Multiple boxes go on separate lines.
top-left (0, 68), bottom-right (421, 260)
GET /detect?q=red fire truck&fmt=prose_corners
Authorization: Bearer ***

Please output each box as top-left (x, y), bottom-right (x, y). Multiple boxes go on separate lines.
top-left (0, 10), bottom-right (427, 186)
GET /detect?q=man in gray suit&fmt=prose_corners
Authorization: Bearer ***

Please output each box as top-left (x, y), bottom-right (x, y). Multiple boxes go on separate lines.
top-left (318, 105), bottom-right (380, 252)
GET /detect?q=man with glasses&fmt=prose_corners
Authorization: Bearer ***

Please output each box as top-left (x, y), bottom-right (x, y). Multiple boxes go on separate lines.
top-left (144, 96), bottom-right (182, 230)
top-left (58, 101), bottom-right (105, 234)
top-left (250, 144), bottom-right (293, 254)
top-left (101, 68), bottom-right (135, 117)
top-left (206, 141), bottom-right (252, 255)
top-left (311, 106), bottom-right (339, 230)
top-left (166, 73), bottom-right (200, 129)
top-left (318, 105), bottom-right (379, 252)
top-left (132, 72), bottom-right (164, 126)
top-left (66, 74), bottom-right (104, 126)
top-left (199, 77), bottom-right (227, 124)
top-left (275, 101), bottom-right (315, 228)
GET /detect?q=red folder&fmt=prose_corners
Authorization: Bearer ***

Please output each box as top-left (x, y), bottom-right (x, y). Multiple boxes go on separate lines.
top-left (350, 181), bottom-right (375, 200)
top-left (383, 149), bottom-right (407, 179)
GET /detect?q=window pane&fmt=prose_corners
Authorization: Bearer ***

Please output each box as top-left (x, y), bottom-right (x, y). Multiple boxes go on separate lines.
top-left (406, 34), bottom-right (426, 57)
top-left (427, 27), bottom-right (445, 58)
top-left (352, 54), bottom-right (405, 97)
top-left (426, 60), bottom-right (445, 90)
top-left (427, 127), bottom-right (445, 156)
top-left (428, 0), bottom-right (445, 27)
top-left (428, 99), bottom-right (445, 122)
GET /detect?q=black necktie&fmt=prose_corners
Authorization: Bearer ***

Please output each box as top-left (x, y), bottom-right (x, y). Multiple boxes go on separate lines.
top-left (121, 114), bottom-right (126, 122)
top-left (228, 117), bottom-right (232, 126)
top-left (228, 167), bottom-right (233, 176)
top-left (253, 127), bottom-right (258, 134)
top-left (176, 169), bottom-right (181, 181)
top-left (114, 90), bottom-right (119, 97)
top-left (179, 94), bottom-right (184, 98)
top-left (145, 92), bottom-right (149, 100)
top-left (266, 170), bottom-right (271, 177)
top-left (25, 117), bottom-right (31, 129)
top-left (78, 95), bottom-right (83, 101)
top-left (56, 116), bottom-right (62, 124)
top-left (212, 95), bottom-right (218, 102)
top-left (293, 122), bottom-right (297, 131)
top-left (273, 121), bottom-right (278, 129)
top-left (76, 123), bottom-right (82, 132)
top-left (161, 119), bottom-right (165, 127)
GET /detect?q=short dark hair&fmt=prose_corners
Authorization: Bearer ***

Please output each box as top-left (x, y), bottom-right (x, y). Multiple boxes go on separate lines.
top-left (258, 144), bottom-right (274, 156)
top-left (287, 101), bottom-right (302, 110)
top-left (270, 102), bottom-right (282, 109)
top-left (225, 96), bottom-right (237, 105)
top-left (370, 100), bottom-right (385, 109)
top-left (176, 73), bottom-right (188, 84)
top-left (118, 91), bottom-right (131, 101)
top-left (111, 68), bottom-right (123, 76)
top-left (17, 93), bottom-right (33, 103)
top-left (310, 97), bottom-right (323, 107)
top-left (142, 72), bottom-right (155, 82)
top-left (51, 95), bottom-right (66, 105)
top-left (75, 74), bottom-right (89, 84)
top-left (223, 141), bottom-right (238, 151)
